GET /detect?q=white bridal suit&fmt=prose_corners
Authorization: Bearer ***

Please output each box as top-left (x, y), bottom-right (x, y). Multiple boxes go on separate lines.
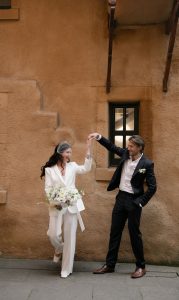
top-left (45, 157), bottom-right (92, 278)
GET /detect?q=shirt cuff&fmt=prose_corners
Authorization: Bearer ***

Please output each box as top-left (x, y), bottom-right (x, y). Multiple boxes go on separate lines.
top-left (96, 134), bottom-right (102, 141)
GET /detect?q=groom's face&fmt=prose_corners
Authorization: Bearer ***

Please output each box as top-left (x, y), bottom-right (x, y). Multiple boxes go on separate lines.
top-left (127, 141), bottom-right (141, 157)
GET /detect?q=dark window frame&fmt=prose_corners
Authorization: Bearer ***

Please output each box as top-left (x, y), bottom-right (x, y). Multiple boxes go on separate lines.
top-left (109, 102), bottom-right (140, 166)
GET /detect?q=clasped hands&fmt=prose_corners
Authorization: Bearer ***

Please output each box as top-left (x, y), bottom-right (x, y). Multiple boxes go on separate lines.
top-left (88, 132), bottom-right (100, 141)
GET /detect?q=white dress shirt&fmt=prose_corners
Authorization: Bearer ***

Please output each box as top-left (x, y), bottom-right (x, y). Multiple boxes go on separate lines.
top-left (119, 154), bottom-right (143, 194)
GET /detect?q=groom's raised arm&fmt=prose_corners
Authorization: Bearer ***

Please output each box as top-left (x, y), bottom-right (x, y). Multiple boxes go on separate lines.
top-left (88, 133), bottom-right (125, 157)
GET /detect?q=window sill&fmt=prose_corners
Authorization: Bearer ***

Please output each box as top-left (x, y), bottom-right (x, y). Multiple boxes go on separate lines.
top-left (0, 8), bottom-right (19, 20)
top-left (95, 167), bottom-right (116, 181)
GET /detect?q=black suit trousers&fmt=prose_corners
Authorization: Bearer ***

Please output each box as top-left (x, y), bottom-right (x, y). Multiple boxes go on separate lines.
top-left (106, 191), bottom-right (145, 269)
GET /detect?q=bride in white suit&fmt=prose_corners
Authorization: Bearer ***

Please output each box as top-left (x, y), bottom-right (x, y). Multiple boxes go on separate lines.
top-left (41, 139), bottom-right (92, 278)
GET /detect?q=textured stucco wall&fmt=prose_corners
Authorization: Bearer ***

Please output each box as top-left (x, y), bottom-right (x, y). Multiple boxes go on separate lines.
top-left (0, 0), bottom-right (179, 265)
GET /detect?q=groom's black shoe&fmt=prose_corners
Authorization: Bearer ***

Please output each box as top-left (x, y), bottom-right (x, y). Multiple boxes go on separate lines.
top-left (93, 264), bottom-right (114, 274)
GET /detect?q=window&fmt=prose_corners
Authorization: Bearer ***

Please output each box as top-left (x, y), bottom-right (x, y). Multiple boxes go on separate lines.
top-left (109, 102), bottom-right (140, 166)
top-left (0, 0), bottom-right (11, 9)
top-left (0, 0), bottom-right (19, 20)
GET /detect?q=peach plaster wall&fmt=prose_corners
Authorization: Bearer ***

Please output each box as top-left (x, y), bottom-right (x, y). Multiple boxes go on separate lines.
top-left (0, 0), bottom-right (178, 264)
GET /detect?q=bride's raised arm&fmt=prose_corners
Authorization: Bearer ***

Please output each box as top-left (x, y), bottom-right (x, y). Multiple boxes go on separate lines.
top-left (74, 138), bottom-right (92, 174)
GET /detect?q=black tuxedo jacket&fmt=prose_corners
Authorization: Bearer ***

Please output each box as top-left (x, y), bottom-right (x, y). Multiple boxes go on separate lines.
top-left (98, 136), bottom-right (157, 207)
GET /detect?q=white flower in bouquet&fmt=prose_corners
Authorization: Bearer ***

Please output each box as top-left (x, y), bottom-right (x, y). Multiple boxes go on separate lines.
top-left (46, 187), bottom-right (84, 210)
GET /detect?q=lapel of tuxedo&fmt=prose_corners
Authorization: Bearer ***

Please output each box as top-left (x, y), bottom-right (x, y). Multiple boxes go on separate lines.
top-left (54, 165), bottom-right (66, 186)
top-left (131, 155), bottom-right (145, 179)
top-left (121, 150), bottom-right (130, 165)
top-left (118, 150), bottom-right (129, 167)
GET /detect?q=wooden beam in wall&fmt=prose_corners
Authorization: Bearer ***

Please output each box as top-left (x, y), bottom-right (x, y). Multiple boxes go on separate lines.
top-left (165, 0), bottom-right (177, 34)
top-left (163, 0), bottom-right (179, 92)
top-left (106, 0), bottom-right (116, 94)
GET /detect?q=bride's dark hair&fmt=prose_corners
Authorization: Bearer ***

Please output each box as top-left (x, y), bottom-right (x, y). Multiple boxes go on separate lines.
top-left (40, 145), bottom-right (63, 179)
top-left (40, 142), bottom-right (71, 179)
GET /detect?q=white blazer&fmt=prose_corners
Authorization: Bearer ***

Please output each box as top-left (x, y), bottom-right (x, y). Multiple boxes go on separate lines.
top-left (45, 158), bottom-right (92, 214)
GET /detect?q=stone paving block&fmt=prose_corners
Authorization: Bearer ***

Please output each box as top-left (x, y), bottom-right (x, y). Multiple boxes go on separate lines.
top-left (0, 258), bottom-right (58, 270)
top-left (146, 271), bottom-right (177, 278)
top-left (0, 285), bottom-right (32, 300)
top-left (26, 269), bottom-right (62, 287)
top-left (147, 264), bottom-right (179, 273)
top-left (140, 287), bottom-right (179, 300)
top-left (0, 269), bottom-right (30, 282)
top-left (93, 283), bottom-right (142, 300)
top-left (27, 285), bottom-right (92, 300)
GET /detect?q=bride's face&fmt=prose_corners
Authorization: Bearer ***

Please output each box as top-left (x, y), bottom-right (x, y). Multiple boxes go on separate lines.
top-left (61, 148), bottom-right (72, 162)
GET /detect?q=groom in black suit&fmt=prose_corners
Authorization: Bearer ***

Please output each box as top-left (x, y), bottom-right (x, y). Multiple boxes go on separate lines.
top-left (88, 133), bottom-right (157, 278)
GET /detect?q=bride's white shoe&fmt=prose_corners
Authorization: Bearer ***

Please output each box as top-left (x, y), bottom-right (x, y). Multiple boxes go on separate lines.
top-left (61, 272), bottom-right (72, 278)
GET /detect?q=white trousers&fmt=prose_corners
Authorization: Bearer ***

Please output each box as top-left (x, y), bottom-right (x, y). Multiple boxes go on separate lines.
top-left (47, 209), bottom-right (78, 278)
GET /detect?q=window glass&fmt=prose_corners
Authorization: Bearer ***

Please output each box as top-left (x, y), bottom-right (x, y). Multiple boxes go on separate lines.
top-left (115, 108), bottom-right (123, 131)
top-left (126, 108), bottom-right (134, 131)
top-left (0, 0), bottom-right (11, 9)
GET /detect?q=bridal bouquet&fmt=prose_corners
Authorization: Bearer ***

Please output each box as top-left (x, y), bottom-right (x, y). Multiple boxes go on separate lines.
top-left (46, 187), bottom-right (84, 210)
